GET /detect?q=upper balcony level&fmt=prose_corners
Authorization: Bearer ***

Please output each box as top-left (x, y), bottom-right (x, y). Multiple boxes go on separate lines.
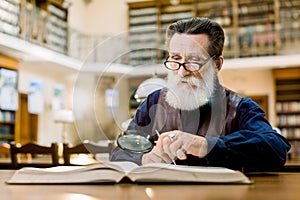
top-left (0, 0), bottom-right (300, 76)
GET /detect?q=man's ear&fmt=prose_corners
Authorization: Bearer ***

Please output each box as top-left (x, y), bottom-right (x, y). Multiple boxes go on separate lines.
top-left (215, 56), bottom-right (224, 71)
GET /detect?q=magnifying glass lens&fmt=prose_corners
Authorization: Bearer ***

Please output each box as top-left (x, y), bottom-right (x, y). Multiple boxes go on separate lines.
top-left (117, 134), bottom-right (153, 153)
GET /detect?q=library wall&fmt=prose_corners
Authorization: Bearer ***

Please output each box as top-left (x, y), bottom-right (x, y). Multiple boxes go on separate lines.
top-left (68, 0), bottom-right (128, 35)
top-left (66, 0), bottom-right (86, 33)
top-left (18, 62), bottom-right (77, 145)
top-left (220, 68), bottom-right (275, 125)
top-left (73, 72), bottom-right (130, 141)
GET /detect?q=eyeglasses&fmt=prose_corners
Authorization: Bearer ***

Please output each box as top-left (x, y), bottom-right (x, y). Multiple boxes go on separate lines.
top-left (164, 55), bottom-right (216, 72)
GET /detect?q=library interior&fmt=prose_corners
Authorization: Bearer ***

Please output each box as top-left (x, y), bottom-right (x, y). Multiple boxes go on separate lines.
top-left (0, 1), bottom-right (300, 196)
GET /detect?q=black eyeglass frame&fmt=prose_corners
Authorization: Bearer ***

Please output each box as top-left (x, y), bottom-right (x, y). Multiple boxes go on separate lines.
top-left (164, 55), bottom-right (216, 72)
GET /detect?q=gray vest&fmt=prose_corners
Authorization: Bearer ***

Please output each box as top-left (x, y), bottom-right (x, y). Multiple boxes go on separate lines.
top-left (151, 83), bottom-right (242, 138)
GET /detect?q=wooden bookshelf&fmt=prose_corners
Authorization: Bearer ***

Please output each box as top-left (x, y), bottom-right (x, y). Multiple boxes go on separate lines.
top-left (278, 0), bottom-right (300, 55)
top-left (127, 0), bottom-right (300, 65)
top-left (237, 0), bottom-right (277, 57)
top-left (0, 55), bottom-right (38, 145)
top-left (0, 54), bottom-right (19, 145)
top-left (19, 0), bottom-right (68, 54)
top-left (273, 67), bottom-right (300, 161)
top-left (195, 0), bottom-right (237, 58)
top-left (246, 95), bottom-right (269, 120)
top-left (158, 0), bottom-right (194, 62)
top-left (128, 1), bottom-right (158, 66)
top-left (0, 0), bottom-right (21, 36)
top-left (46, 0), bottom-right (68, 54)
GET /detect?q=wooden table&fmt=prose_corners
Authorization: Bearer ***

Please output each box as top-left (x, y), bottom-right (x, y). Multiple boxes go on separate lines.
top-left (0, 170), bottom-right (299, 200)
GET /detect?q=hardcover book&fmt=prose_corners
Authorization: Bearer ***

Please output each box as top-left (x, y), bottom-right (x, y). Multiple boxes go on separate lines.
top-left (7, 161), bottom-right (252, 184)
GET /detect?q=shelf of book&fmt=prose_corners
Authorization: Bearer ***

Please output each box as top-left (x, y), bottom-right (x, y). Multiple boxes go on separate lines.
top-left (128, 2), bottom-right (158, 66)
top-left (17, 0), bottom-right (68, 54)
top-left (0, 114), bottom-right (15, 143)
top-left (196, 0), bottom-right (236, 58)
top-left (0, 54), bottom-right (19, 145)
top-left (0, 0), bottom-right (21, 37)
top-left (46, 1), bottom-right (68, 54)
top-left (278, 0), bottom-right (300, 54)
top-left (273, 67), bottom-right (300, 161)
top-left (127, 0), bottom-right (300, 65)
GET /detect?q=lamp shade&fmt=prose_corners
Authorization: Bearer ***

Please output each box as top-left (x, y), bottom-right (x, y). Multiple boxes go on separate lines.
top-left (134, 77), bottom-right (167, 101)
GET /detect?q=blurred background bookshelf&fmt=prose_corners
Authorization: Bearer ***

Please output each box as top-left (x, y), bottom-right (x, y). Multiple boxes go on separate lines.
top-left (273, 67), bottom-right (300, 162)
top-left (0, 55), bottom-right (18, 145)
top-left (127, 0), bottom-right (300, 66)
top-left (0, 110), bottom-right (16, 144)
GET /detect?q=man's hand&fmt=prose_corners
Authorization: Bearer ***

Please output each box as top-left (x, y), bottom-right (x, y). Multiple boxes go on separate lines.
top-left (142, 130), bottom-right (208, 164)
top-left (141, 146), bottom-right (173, 164)
top-left (156, 130), bottom-right (208, 160)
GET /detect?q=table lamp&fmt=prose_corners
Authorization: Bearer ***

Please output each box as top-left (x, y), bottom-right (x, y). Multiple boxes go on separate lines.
top-left (54, 109), bottom-right (74, 143)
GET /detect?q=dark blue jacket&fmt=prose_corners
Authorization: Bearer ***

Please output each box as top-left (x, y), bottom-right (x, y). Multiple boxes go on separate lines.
top-left (111, 87), bottom-right (290, 171)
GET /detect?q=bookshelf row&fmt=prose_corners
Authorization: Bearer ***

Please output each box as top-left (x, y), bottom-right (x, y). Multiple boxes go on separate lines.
top-left (273, 67), bottom-right (300, 161)
top-left (289, 140), bottom-right (300, 160)
top-left (281, 128), bottom-right (300, 140)
top-left (277, 115), bottom-right (300, 127)
top-left (127, 0), bottom-right (300, 66)
top-left (0, 123), bottom-right (14, 142)
top-left (0, 55), bottom-right (18, 144)
top-left (26, 0), bottom-right (68, 54)
top-left (0, 110), bottom-right (16, 123)
top-left (46, 2), bottom-right (68, 53)
top-left (0, 0), bottom-right (68, 54)
top-left (276, 101), bottom-right (300, 113)
top-left (0, 0), bottom-right (20, 36)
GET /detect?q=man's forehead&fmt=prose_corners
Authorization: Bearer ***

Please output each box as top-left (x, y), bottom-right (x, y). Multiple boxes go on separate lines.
top-left (169, 52), bottom-right (205, 57)
top-left (169, 33), bottom-right (209, 55)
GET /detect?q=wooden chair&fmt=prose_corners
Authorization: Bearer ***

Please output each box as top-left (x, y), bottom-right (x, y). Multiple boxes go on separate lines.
top-left (0, 143), bottom-right (10, 157)
top-left (63, 140), bottom-right (113, 165)
top-left (10, 141), bottom-right (59, 169)
top-left (0, 143), bottom-right (11, 169)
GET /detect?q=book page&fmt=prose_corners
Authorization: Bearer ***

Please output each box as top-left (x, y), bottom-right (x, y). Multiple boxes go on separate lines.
top-left (129, 163), bottom-right (251, 183)
top-left (6, 161), bottom-right (140, 184)
top-left (106, 161), bottom-right (139, 173)
top-left (13, 166), bottom-right (86, 174)
top-left (7, 168), bottom-right (124, 184)
top-left (10, 163), bottom-right (120, 175)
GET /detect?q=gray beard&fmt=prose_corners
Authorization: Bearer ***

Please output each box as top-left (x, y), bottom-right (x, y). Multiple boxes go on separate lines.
top-left (165, 66), bottom-right (216, 111)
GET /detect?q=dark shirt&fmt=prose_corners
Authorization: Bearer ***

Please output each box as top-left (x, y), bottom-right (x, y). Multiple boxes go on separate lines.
top-left (111, 89), bottom-right (291, 171)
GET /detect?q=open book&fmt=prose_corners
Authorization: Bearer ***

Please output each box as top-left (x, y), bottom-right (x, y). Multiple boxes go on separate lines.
top-left (6, 161), bottom-right (252, 184)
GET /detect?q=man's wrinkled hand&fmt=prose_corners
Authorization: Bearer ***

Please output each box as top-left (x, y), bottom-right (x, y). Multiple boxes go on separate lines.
top-left (156, 130), bottom-right (208, 161)
top-left (141, 146), bottom-right (173, 164)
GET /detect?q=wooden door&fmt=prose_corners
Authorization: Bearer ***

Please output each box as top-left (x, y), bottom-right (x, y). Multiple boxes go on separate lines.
top-left (247, 95), bottom-right (269, 120)
top-left (16, 93), bottom-right (38, 144)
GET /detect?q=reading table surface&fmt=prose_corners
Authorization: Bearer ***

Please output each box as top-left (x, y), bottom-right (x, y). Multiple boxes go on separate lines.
top-left (0, 170), bottom-right (299, 200)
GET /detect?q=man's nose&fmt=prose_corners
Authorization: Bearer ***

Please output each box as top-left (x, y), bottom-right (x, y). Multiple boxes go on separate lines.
top-left (177, 64), bottom-right (191, 77)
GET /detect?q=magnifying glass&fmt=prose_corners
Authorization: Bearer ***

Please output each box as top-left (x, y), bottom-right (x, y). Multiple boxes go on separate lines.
top-left (117, 130), bottom-right (154, 153)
